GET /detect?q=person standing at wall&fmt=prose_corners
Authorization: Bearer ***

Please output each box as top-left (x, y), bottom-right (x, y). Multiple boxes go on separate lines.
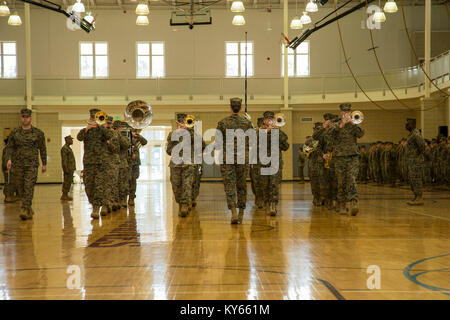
top-left (6, 108), bottom-right (47, 220)
top-left (60, 135), bottom-right (76, 201)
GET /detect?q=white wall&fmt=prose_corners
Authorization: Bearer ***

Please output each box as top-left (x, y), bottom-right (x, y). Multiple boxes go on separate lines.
top-left (1, 5), bottom-right (448, 79)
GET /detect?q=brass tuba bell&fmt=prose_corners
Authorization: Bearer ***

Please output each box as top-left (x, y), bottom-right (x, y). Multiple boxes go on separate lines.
top-left (274, 113), bottom-right (286, 127)
top-left (184, 115), bottom-right (195, 128)
top-left (351, 110), bottom-right (364, 125)
top-left (124, 100), bottom-right (153, 129)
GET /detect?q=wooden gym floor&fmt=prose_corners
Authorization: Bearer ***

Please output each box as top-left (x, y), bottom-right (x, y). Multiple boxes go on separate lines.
top-left (0, 181), bottom-right (449, 300)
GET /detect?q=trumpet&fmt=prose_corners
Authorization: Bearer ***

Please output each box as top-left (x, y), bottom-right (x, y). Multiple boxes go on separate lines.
top-left (351, 110), bottom-right (364, 124)
top-left (88, 111), bottom-right (108, 126)
top-left (324, 152), bottom-right (332, 169)
top-left (184, 115), bottom-right (195, 128)
top-left (124, 100), bottom-right (153, 130)
top-left (303, 140), bottom-right (318, 158)
top-left (273, 113), bottom-right (286, 127)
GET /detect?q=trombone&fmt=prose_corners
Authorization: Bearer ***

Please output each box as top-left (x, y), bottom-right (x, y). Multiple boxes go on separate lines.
top-left (88, 111), bottom-right (108, 126)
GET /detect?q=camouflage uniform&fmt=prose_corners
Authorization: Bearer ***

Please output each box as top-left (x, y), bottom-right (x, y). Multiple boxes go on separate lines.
top-left (61, 137), bottom-right (76, 195)
top-left (77, 118), bottom-right (114, 207)
top-left (103, 120), bottom-right (120, 208)
top-left (166, 117), bottom-right (197, 206)
top-left (6, 122), bottom-right (47, 210)
top-left (2, 139), bottom-right (17, 200)
top-left (117, 127), bottom-right (131, 204)
top-left (358, 148), bottom-right (368, 183)
top-left (297, 148), bottom-right (306, 182)
top-left (307, 124), bottom-right (322, 205)
top-left (250, 118), bottom-right (264, 202)
top-left (328, 104), bottom-right (364, 209)
top-left (129, 132), bottom-right (148, 200)
top-left (405, 125), bottom-right (425, 200)
top-left (423, 142), bottom-right (432, 185)
top-left (258, 112), bottom-right (290, 206)
top-left (217, 111), bottom-right (253, 210)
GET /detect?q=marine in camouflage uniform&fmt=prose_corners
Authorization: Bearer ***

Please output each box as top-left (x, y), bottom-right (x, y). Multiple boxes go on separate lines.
top-left (297, 146), bottom-right (306, 183)
top-left (166, 113), bottom-right (197, 217)
top-left (128, 129), bottom-right (148, 206)
top-left (405, 118), bottom-right (425, 205)
top-left (60, 135), bottom-right (76, 200)
top-left (313, 113), bottom-right (338, 210)
top-left (328, 103), bottom-right (364, 216)
top-left (77, 108), bottom-right (114, 219)
top-left (190, 127), bottom-right (206, 209)
top-left (6, 108), bottom-right (47, 220)
top-left (113, 121), bottom-right (131, 208)
top-left (103, 117), bottom-right (121, 214)
top-left (217, 98), bottom-right (253, 224)
top-left (423, 140), bottom-right (432, 185)
top-left (358, 146), bottom-right (368, 184)
top-left (258, 111), bottom-right (290, 216)
top-left (250, 117), bottom-right (264, 209)
top-left (307, 124), bottom-right (323, 206)
top-left (2, 136), bottom-right (18, 203)
top-left (437, 137), bottom-right (448, 186)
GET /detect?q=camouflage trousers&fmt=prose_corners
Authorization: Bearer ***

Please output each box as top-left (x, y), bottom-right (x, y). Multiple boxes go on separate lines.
top-left (259, 166), bottom-right (282, 204)
top-left (220, 164), bottom-right (249, 209)
top-left (408, 160), bottom-right (423, 197)
top-left (298, 165), bottom-right (305, 181)
top-left (129, 165), bottom-right (140, 199)
top-left (3, 169), bottom-right (17, 198)
top-left (83, 164), bottom-right (106, 206)
top-left (335, 155), bottom-right (359, 203)
top-left (308, 160), bottom-right (321, 200)
top-left (359, 164), bottom-right (368, 182)
top-left (14, 166), bottom-right (38, 208)
top-left (119, 167), bottom-right (130, 201)
top-left (423, 164), bottom-right (431, 185)
top-left (170, 165), bottom-right (195, 205)
top-left (191, 164), bottom-right (202, 202)
top-left (250, 165), bottom-right (263, 200)
top-left (319, 165), bottom-right (337, 201)
top-left (62, 171), bottom-right (74, 194)
top-left (103, 163), bottom-right (118, 206)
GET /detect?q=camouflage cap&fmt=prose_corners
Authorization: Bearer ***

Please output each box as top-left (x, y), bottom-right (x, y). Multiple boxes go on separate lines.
top-left (230, 97), bottom-right (242, 106)
top-left (89, 108), bottom-right (101, 116)
top-left (263, 111), bottom-right (275, 119)
top-left (176, 113), bottom-right (187, 123)
top-left (112, 120), bottom-right (122, 129)
top-left (314, 122), bottom-right (323, 129)
top-left (20, 108), bottom-right (32, 117)
top-left (257, 117), bottom-right (264, 127)
top-left (64, 135), bottom-right (73, 140)
top-left (106, 116), bottom-right (114, 124)
top-left (339, 103), bottom-right (352, 112)
top-left (406, 118), bottom-right (416, 124)
top-left (323, 113), bottom-right (334, 120)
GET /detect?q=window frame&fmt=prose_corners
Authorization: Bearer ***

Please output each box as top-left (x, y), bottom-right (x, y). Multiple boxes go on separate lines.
top-left (281, 40), bottom-right (310, 77)
top-left (136, 41), bottom-right (165, 79)
top-left (225, 41), bottom-right (254, 78)
top-left (0, 41), bottom-right (18, 79)
top-left (79, 41), bottom-right (109, 79)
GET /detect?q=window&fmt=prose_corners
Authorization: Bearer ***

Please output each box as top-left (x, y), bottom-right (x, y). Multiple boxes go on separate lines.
top-left (225, 41), bottom-right (253, 77)
top-left (0, 42), bottom-right (17, 78)
top-left (79, 42), bottom-right (108, 78)
top-left (136, 42), bottom-right (165, 78)
top-left (281, 41), bottom-right (309, 77)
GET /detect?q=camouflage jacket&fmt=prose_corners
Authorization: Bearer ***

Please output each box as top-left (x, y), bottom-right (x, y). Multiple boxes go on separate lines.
top-left (312, 127), bottom-right (333, 159)
top-left (216, 114), bottom-right (254, 164)
top-left (405, 129), bottom-right (425, 161)
top-left (77, 126), bottom-right (114, 165)
top-left (103, 130), bottom-right (121, 166)
top-left (258, 129), bottom-right (289, 168)
top-left (328, 121), bottom-right (364, 157)
top-left (359, 151), bottom-right (368, 166)
top-left (6, 126), bottom-right (47, 168)
top-left (118, 132), bottom-right (131, 168)
top-left (129, 134), bottom-right (148, 166)
top-left (2, 145), bottom-right (11, 171)
top-left (61, 144), bottom-right (76, 173)
top-left (297, 150), bottom-right (306, 166)
top-left (166, 128), bottom-right (201, 168)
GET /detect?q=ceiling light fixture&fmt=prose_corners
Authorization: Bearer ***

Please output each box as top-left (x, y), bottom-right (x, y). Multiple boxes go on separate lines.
top-left (383, 0), bottom-right (398, 13)
top-left (136, 15), bottom-right (149, 26)
top-left (8, 11), bottom-right (22, 26)
top-left (73, 0), bottom-right (85, 13)
top-left (0, 1), bottom-right (10, 16)
top-left (300, 11), bottom-right (311, 25)
top-left (230, 1), bottom-right (245, 13)
top-left (306, 0), bottom-right (318, 13)
top-left (232, 14), bottom-right (245, 26)
top-left (135, 3), bottom-right (149, 15)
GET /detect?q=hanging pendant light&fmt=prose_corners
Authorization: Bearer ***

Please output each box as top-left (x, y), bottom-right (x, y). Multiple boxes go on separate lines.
top-left (135, 3), bottom-right (149, 15)
top-left (230, 1), bottom-right (245, 13)
top-left (73, 0), bottom-right (85, 13)
top-left (306, 0), bottom-right (318, 13)
top-left (232, 14), bottom-right (245, 26)
top-left (383, 0), bottom-right (398, 13)
top-left (290, 16), bottom-right (303, 29)
top-left (0, 1), bottom-right (10, 16)
top-left (84, 12), bottom-right (94, 24)
top-left (372, 10), bottom-right (386, 23)
top-left (136, 15), bottom-right (149, 26)
top-left (8, 11), bottom-right (22, 26)
top-left (300, 11), bottom-right (311, 25)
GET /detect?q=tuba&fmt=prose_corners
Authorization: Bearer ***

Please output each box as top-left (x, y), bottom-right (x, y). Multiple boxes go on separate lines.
top-left (274, 113), bottom-right (286, 127)
top-left (351, 110), bottom-right (364, 124)
top-left (124, 100), bottom-right (153, 129)
top-left (184, 115), bottom-right (195, 128)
